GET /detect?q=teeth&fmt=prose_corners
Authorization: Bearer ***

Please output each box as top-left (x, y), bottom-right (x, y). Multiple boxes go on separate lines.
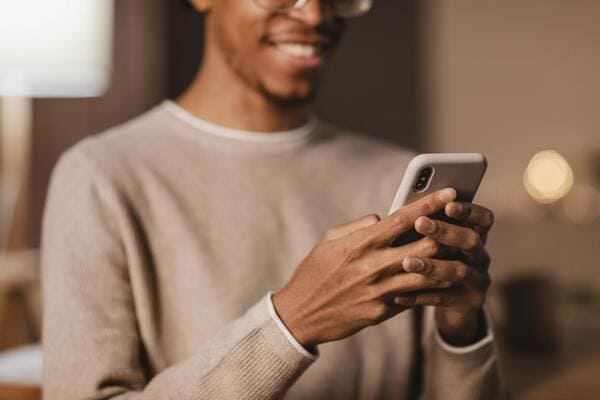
top-left (273, 42), bottom-right (319, 58)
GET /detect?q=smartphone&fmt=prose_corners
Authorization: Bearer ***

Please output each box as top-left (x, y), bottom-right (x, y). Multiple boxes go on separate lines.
top-left (387, 153), bottom-right (487, 247)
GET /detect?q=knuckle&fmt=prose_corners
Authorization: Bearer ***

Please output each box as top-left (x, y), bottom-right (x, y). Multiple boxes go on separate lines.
top-left (391, 212), bottom-right (411, 229)
top-left (433, 221), bottom-right (444, 235)
top-left (340, 245), bottom-right (363, 265)
top-left (347, 231), bottom-right (371, 250)
top-left (354, 233), bottom-right (376, 251)
top-left (369, 303), bottom-right (388, 321)
top-left (456, 263), bottom-right (469, 280)
top-left (365, 213), bottom-right (381, 225)
top-left (422, 198), bottom-right (438, 215)
top-left (467, 232), bottom-right (481, 250)
top-left (421, 259), bottom-right (434, 276)
top-left (355, 259), bottom-right (372, 276)
top-left (422, 238), bottom-right (439, 256)
top-left (366, 284), bottom-right (382, 299)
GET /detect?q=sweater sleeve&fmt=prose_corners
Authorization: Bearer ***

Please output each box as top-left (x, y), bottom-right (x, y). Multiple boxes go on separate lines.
top-left (420, 306), bottom-right (504, 400)
top-left (41, 145), bottom-right (315, 400)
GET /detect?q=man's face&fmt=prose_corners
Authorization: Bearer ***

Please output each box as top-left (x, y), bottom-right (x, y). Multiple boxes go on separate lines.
top-left (206, 0), bottom-right (346, 106)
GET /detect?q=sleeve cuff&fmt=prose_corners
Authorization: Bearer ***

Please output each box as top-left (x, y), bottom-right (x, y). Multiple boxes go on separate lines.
top-left (434, 308), bottom-right (494, 354)
top-left (267, 291), bottom-right (319, 360)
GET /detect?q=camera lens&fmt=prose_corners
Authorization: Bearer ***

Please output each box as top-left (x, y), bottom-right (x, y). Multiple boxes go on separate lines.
top-left (413, 167), bottom-right (433, 192)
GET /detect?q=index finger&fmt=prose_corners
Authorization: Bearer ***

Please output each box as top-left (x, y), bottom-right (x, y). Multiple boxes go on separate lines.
top-left (363, 188), bottom-right (457, 247)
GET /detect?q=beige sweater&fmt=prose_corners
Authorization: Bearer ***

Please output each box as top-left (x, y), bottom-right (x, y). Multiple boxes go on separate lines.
top-left (41, 101), bottom-right (501, 399)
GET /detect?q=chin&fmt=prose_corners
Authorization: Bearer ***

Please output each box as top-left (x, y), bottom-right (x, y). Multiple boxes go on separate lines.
top-left (259, 78), bottom-right (319, 107)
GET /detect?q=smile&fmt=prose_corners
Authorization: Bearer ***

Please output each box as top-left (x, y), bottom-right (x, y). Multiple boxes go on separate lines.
top-left (271, 42), bottom-right (322, 59)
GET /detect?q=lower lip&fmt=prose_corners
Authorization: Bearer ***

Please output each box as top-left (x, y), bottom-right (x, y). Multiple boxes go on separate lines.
top-left (269, 45), bottom-right (325, 70)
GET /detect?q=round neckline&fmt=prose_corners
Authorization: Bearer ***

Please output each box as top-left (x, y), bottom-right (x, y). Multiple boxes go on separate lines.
top-left (161, 99), bottom-right (318, 144)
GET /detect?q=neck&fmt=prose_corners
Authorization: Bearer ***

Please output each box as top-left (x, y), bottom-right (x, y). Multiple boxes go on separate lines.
top-left (177, 41), bottom-right (310, 133)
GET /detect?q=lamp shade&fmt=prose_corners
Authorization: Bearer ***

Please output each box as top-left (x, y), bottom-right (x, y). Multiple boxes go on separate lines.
top-left (0, 0), bottom-right (114, 98)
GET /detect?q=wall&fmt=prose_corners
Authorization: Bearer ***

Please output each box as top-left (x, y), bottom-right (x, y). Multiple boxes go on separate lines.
top-left (316, 0), bottom-right (422, 149)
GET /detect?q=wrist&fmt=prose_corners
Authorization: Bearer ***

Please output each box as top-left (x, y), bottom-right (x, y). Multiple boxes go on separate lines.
top-left (435, 307), bottom-right (486, 347)
top-left (272, 289), bottom-right (319, 352)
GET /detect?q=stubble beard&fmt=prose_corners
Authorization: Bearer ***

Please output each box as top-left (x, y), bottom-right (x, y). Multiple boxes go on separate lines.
top-left (232, 56), bottom-right (320, 108)
top-left (258, 78), bottom-right (318, 108)
top-left (215, 26), bottom-right (319, 108)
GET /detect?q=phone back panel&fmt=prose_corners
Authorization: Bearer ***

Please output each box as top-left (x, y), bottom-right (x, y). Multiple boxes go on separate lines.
top-left (387, 153), bottom-right (487, 247)
top-left (388, 153), bottom-right (487, 215)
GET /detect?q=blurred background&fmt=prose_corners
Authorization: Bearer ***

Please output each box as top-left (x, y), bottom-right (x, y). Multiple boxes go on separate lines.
top-left (0, 0), bottom-right (598, 399)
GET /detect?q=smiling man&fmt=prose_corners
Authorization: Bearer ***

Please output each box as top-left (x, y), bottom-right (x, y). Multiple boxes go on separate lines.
top-left (41, 0), bottom-right (502, 399)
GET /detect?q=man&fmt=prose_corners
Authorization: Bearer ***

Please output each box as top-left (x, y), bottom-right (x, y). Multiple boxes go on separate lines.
top-left (42, 0), bottom-right (502, 399)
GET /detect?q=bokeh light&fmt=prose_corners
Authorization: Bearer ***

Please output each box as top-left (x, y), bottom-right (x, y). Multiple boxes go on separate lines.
top-left (523, 150), bottom-right (574, 204)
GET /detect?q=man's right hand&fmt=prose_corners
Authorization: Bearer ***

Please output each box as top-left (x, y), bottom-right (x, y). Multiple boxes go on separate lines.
top-left (272, 188), bottom-right (458, 352)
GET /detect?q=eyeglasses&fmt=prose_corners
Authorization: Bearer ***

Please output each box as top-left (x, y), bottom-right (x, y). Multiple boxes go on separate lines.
top-left (252, 0), bottom-right (373, 18)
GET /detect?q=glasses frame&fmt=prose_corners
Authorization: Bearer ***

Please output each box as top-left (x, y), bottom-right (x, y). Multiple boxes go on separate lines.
top-left (251, 0), bottom-right (373, 18)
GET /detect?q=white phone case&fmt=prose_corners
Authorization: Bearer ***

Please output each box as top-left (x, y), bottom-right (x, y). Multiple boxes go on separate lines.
top-left (388, 153), bottom-right (487, 215)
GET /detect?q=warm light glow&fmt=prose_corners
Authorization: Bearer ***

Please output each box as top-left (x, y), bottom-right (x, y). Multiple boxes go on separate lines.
top-left (523, 150), bottom-right (574, 204)
top-left (0, 0), bottom-right (114, 97)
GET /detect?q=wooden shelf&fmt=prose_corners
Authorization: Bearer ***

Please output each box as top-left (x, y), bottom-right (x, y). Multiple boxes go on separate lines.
top-left (0, 383), bottom-right (40, 400)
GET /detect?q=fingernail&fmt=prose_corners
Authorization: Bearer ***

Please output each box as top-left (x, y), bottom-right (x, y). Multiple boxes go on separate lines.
top-left (446, 202), bottom-right (464, 218)
top-left (439, 281), bottom-right (453, 288)
top-left (439, 188), bottom-right (457, 202)
top-left (404, 257), bottom-right (423, 271)
top-left (418, 217), bottom-right (435, 234)
top-left (453, 203), bottom-right (465, 215)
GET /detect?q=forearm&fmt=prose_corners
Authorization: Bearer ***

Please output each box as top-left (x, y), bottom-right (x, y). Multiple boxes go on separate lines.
top-left (43, 294), bottom-right (314, 400)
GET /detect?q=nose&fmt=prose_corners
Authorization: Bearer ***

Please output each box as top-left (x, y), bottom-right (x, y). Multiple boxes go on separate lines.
top-left (288, 0), bottom-right (335, 26)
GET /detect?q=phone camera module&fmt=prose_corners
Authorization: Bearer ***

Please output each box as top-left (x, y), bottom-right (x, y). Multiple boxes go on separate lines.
top-left (414, 167), bottom-right (433, 192)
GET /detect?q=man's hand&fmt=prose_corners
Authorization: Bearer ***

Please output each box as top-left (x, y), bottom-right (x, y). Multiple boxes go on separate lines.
top-left (394, 201), bottom-right (495, 346)
top-left (272, 188), bottom-right (458, 352)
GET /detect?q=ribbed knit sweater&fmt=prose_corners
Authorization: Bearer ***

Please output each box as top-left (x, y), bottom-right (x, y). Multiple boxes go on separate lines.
top-left (41, 101), bottom-right (501, 399)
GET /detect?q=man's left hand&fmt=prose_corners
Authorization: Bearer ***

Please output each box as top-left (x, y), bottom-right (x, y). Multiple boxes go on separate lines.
top-left (393, 201), bottom-right (495, 346)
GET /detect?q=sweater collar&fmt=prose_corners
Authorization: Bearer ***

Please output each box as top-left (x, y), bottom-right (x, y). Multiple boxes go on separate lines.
top-left (162, 99), bottom-right (317, 144)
